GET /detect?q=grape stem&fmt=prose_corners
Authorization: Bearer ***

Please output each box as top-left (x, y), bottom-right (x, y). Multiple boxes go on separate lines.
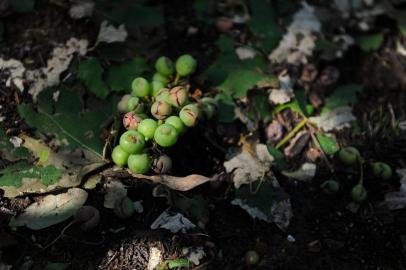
top-left (173, 73), bottom-right (180, 85)
top-left (275, 118), bottom-right (308, 149)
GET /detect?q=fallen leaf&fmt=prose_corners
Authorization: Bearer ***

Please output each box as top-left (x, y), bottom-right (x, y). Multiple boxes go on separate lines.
top-left (235, 47), bottom-right (256, 60)
top-left (309, 106), bottom-right (356, 132)
top-left (269, 2), bottom-right (321, 64)
top-left (0, 58), bottom-right (25, 91)
top-left (381, 169), bottom-right (406, 210)
top-left (224, 144), bottom-right (274, 188)
top-left (132, 173), bottom-right (216, 191)
top-left (150, 210), bottom-right (196, 233)
top-left (266, 120), bottom-right (284, 144)
top-left (95, 20), bottom-right (128, 46)
top-left (104, 180), bottom-right (127, 209)
top-left (69, 0), bottom-right (94, 19)
top-left (283, 130), bottom-right (310, 158)
top-left (10, 188), bottom-right (88, 230)
top-left (183, 246), bottom-right (205, 266)
top-left (147, 247), bottom-right (163, 270)
top-left (282, 162), bottom-right (316, 181)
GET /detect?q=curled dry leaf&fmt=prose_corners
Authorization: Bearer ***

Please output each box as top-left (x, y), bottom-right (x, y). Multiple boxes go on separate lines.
top-left (309, 106), bottom-right (356, 132)
top-left (104, 180), bottom-right (127, 209)
top-left (283, 130), bottom-right (310, 158)
top-left (74, 205), bottom-right (100, 231)
top-left (10, 188), bottom-right (88, 230)
top-left (282, 162), bottom-right (317, 181)
top-left (131, 173), bottom-right (217, 191)
top-left (150, 210), bottom-right (196, 233)
top-left (380, 169), bottom-right (406, 210)
top-left (266, 120), bottom-right (284, 144)
top-left (69, 0), bottom-right (95, 19)
top-left (95, 20), bottom-right (128, 46)
top-left (0, 58), bottom-right (25, 92)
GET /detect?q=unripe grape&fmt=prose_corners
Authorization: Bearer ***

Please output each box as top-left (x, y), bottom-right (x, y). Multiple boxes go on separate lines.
top-left (245, 250), bottom-right (259, 266)
top-left (165, 115), bottom-right (185, 134)
top-left (151, 101), bottom-right (172, 120)
top-left (117, 94), bottom-right (131, 113)
top-left (128, 153), bottom-right (150, 174)
top-left (176, 54), bottom-right (197, 76)
top-left (351, 184), bottom-right (367, 203)
top-left (152, 72), bottom-right (170, 85)
top-left (131, 77), bottom-right (151, 97)
top-left (154, 124), bottom-right (178, 147)
top-left (371, 162), bottom-right (392, 180)
top-left (179, 103), bottom-right (200, 127)
top-left (338, 147), bottom-right (360, 166)
top-left (320, 180), bottom-right (340, 194)
top-left (167, 86), bottom-right (188, 108)
top-left (201, 97), bottom-right (218, 119)
top-left (152, 154), bottom-right (172, 174)
top-left (152, 81), bottom-right (165, 97)
top-left (111, 145), bottom-right (129, 166)
top-left (155, 56), bottom-right (174, 76)
top-left (138, 118), bottom-right (158, 140)
top-left (127, 96), bottom-right (144, 113)
top-left (114, 196), bottom-right (135, 219)
top-left (123, 112), bottom-right (143, 130)
top-left (119, 130), bottom-right (145, 154)
top-left (155, 88), bottom-right (170, 102)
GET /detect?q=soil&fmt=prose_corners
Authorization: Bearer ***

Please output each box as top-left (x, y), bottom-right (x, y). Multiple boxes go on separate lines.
top-left (1, 1), bottom-right (406, 270)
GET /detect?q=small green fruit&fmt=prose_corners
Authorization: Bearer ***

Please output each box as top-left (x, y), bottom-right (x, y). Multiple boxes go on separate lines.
top-left (151, 101), bottom-right (172, 120)
top-left (245, 250), bottom-right (259, 266)
top-left (338, 147), bottom-right (360, 166)
top-left (123, 112), bottom-right (143, 130)
top-left (320, 180), bottom-right (340, 194)
top-left (128, 153), bottom-right (150, 174)
top-left (154, 124), bottom-right (178, 147)
top-left (138, 118), bottom-right (158, 140)
top-left (351, 184), bottom-right (367, 203)
top-left (372, 162), bottom-right (392, 180)
top-left (117, 94), bottom-right (131, 113)
top-left (175, 54), bottom-right (197, 76)
top-left (201, 97), bottom-right (217, 119)
top-left (152, 154), bottom-right (172, 174)
top-left (127, 96), bottom-right (144, 113)
top-left (179, 103), bottom-right (200, 127)
top-left (165, 115), bottom-right (185, 134)
top-left (131, 77), bottom-right (151, 97)
top-left (155, 56), bottom-right (174, 76)
top-left (114, 196), bottom-right (135, 219)
top-left (152, 81), bottom-right (165, 97)
top-left (167, 86), bottom-right (188, 108)
top-left (119, 130), bottom-right (145, 154)
top-left (152, 72), bottom-right (170, 85)
top-left (155, 88), bottom-right (170, 102)
top-left (111, 145), bottom-right (129, 166)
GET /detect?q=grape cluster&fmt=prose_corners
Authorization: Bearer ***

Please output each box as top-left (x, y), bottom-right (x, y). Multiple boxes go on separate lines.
top-left (112, 54), bottom-right (217, 174)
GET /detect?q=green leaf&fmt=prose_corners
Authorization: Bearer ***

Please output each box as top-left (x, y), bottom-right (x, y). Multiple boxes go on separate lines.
top-left (167, 259), bottom-right (190, 269)
top-left (356, 33), bottom-right (384, 52)
top-left (316, 132), bottom-right (339, 155)
top-left (322, 84), bottom-right (363, 113)
top-left (106, 57), bottom-right (148, 92)
top-left (0, 162), bottom-right (62, 188)
top-left (78, 58), bottom-right (110, 99)
top-left (273, 89), bottom-right (314, 117)
top-left (18, 87), bottom-right (114, 156)
top-left (10, 0), bottom-right (35, 12)
top-left (194, 0), bottom-right (216, 21)
top-left (248, 94), bottom-right (272, 122)
top-left (215, 92), bottom-right (235, 123)
top-left (45, 262), bottom-right (69, 270)
top-left (125, 5), bottom-right (164, 27)
top-left (267, 146), bottom-right (285, 170)
top-left (396, 11), bottom-right (406, 37)
top-left (217, 70), bottom-right (268, 98)
top-left (248, 0), bottom-right (282, 52)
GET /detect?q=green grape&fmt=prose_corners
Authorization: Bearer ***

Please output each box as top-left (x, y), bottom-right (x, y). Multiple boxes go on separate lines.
top-left (245, 250), bottom-right (259, 266)
top-left (165, 115), bottom-right (185, 134)
top-left (179, 103), bottom-right (200, 127)
top-left (152, 81), bottom-right (165, 97)
top-left (128, 153), bottom-right (150, 174)
top-left (151, 101), bottom-right (172, 120)
top-left (175, 54), bottom-right (197, 76)
top-left (152, 154), bottom-right (172, 174)
top-left (201, 97), bottom-right (218, 119)
top-left (131, 77), bottom-right (151, 97)
top-left (371, 162), bottom-right (392, 180)
top-left (111, 145), bottom-right (129, 166)
top-left (154, 124), bottom-right (178, 147)
top-left (119, 130), bottom-right (145, 154)
top-left (167, 86), bottom-right (188, 108)
top-left (123, 112), bottom-right (143, 130)
top-left (155, 56), bottom-right (174, 76)
top-left (152, 72), bottom-right (170, 85)
top-left (138, 118), bottom-right (158, 140)
top-left (351, 184), bottom-right (367, 203)
top-left (127, 96), bottom-right (144, 113)
top-left (338, 147), bottom-right (360, 166)
top-left (320, 180), bottom-right (340, 194)
top-left (117, 94), bottom-right (132, 113)
top-left (155, 88), bottom-right (170, 102)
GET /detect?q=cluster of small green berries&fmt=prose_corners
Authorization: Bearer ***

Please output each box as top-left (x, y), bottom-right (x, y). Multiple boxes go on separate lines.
top-left (112, 54), bottom-right (217, 174)
top-left (320, 146), bottom-right (393, 203)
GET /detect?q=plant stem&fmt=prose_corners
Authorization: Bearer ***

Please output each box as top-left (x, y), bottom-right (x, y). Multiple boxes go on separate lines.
top-left (174, 73), bottom-right (180, 85)
top-left (275, 118), bottom-right (308, 149)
